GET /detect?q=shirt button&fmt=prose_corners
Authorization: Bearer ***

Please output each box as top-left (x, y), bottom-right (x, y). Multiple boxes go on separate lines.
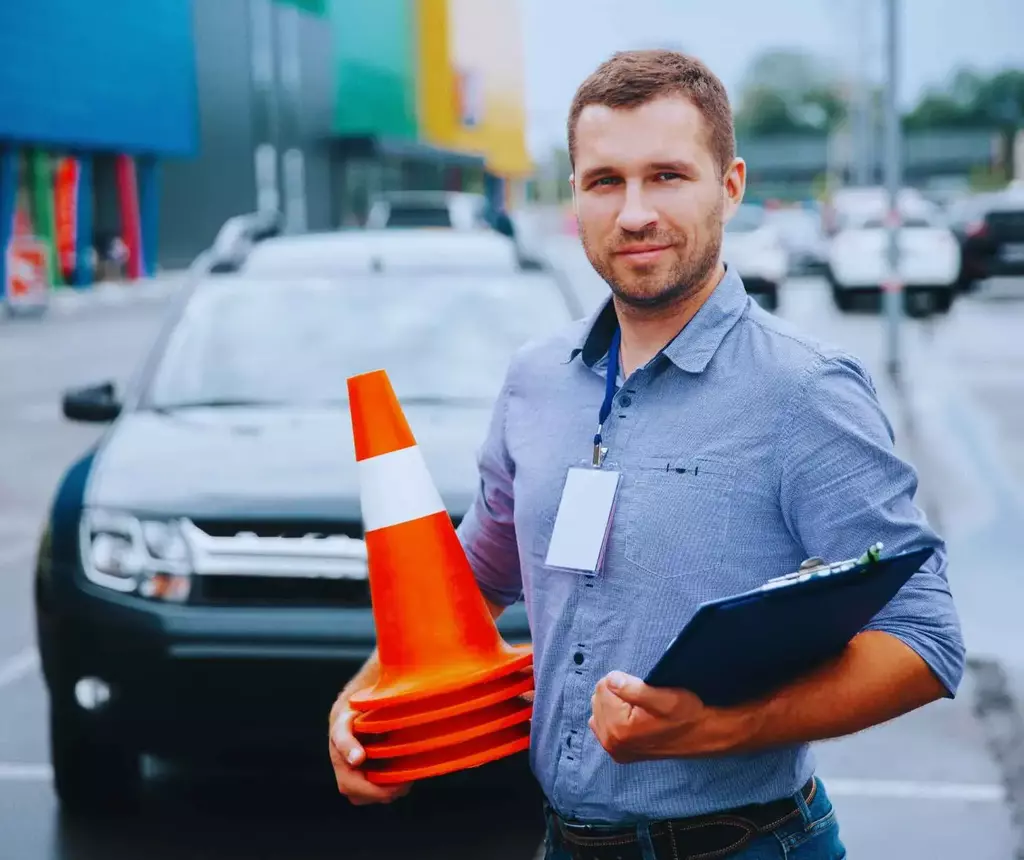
top-left (619, 395), bottom-right (632, 407)
top-left (573, 652), bottom-right (584, 665)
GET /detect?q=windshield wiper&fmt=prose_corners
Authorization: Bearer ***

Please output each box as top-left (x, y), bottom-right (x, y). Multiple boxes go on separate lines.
top-left (148, 398), bottom-right (292, 412)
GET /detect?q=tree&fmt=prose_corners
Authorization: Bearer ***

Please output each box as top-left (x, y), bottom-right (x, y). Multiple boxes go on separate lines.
top-left (903, 67), bottom-right (1024, 130)
top-left (734, 49), bottom-right (846, 136)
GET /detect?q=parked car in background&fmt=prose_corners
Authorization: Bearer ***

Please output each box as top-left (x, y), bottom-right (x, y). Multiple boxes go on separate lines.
top-left (37, 264), bottom-right (583, 815)
top-left (764, 206), bottom-right (828, 275)
top-left (826, 195), bottom-right (960, 317)
top-left (366, 190), bottom-right (547, 270)
top-left (947, 187), bottom-right (1024, 294)
top-left (366, 190), bottom-right (492, 231)
top-left (723, 204), bottom-right (787, 312)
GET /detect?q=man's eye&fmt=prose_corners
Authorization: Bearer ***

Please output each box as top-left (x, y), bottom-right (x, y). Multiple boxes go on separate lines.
top-left (592, 177), bottom-right (620, 187)
top-left (656, 172), bottom-right (682, 181)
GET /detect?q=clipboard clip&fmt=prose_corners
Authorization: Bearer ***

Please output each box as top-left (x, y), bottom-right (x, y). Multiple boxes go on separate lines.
top-left (764, 543), bottom-right (885, 589)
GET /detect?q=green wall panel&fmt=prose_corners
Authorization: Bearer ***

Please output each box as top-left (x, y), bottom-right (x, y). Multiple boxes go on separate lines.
top-left (330, 0), bottom-right (417, 139)
top-left (277, 0), bottom-right (327, 15)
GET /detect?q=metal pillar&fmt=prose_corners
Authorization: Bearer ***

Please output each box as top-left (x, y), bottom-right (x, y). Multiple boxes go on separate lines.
top-left (882, 0), bottom-right (902, 382)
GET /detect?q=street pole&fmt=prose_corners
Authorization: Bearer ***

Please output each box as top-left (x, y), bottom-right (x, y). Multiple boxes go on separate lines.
top-left (882, 0), bottom-right (902, 382)
top-left (854, 2), bottom-right (872, 186)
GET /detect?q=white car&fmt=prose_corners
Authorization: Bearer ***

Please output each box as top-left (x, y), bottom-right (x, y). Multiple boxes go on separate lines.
top-left (723, 204), bottom-right (788, 311)
top-left (366, 191), bottom-right (492, 231)
top-left (366, 191), bottom-right (547, 270)
top-left (826, 197), bottom-right (961, 316)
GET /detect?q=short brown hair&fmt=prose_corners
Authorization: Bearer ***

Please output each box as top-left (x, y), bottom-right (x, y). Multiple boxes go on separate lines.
top-left (567, 50), bottom-right (735, 177)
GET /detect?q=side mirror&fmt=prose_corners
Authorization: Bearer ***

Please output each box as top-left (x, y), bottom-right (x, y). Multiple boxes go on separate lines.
top-left (62, 382), bottom-right (122, 423)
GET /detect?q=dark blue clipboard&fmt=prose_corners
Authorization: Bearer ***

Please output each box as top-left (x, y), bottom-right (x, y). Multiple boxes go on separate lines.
top-left (643, 545), bottom-right (935, 708)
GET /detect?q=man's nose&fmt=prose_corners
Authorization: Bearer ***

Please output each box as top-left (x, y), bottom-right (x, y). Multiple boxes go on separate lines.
top-left (616, 183), bottom-right (658, 233)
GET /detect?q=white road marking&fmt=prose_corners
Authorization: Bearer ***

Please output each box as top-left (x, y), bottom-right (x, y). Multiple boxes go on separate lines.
top-left (824, 778), bottom-right (1006, 803)
top-left (0, 647), bottom-right (40, 691)
top-left (0, 763), bottom-right (52, 782)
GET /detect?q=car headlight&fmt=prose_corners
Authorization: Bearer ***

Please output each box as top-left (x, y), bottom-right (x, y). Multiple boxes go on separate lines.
top-left (79, 509), bottom-right (192, 602)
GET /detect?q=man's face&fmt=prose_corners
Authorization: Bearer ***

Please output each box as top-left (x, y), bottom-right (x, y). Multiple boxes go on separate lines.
top-left (571, 95), bottom-right (744, 310)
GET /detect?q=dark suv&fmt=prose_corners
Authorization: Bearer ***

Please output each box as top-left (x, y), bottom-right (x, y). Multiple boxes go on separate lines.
top-left (34, 265), bottom-right (578, 814)
top-left (950, 188), bottom-right (1024, 292)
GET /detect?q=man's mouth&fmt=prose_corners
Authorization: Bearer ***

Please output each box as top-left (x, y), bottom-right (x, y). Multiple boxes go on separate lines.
top-left (614, 244), bottom-right (671, 264)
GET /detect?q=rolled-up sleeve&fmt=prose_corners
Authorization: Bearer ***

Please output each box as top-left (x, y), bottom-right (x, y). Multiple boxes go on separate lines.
top-left (457, 371), bottom-right (523, 608)
top-left (778, 354), bottom-right (965, 697)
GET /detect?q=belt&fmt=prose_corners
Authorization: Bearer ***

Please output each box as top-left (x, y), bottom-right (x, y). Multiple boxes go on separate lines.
top-left (551, 777), bottom-right (816, 860)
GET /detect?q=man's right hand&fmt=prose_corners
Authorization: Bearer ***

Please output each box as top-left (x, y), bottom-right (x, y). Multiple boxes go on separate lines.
top-left (328, 700), bottom-right (413, 805)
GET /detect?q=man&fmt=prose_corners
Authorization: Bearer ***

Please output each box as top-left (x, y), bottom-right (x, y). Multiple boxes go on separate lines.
top-left (329, 50), bottom-right (964, 859)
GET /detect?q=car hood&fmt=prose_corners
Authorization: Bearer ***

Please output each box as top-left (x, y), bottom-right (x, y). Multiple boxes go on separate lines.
top-left (85, 405), bottom-right (492, 520)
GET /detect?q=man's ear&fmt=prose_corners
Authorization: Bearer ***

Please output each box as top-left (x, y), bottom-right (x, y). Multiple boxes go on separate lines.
top-left (721, 157), bottom-right (747, 223)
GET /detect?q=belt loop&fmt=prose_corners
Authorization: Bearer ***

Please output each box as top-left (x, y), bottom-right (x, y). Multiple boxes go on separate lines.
top-left (793, 777), bottom-right (815, 827)
top-left (636, 821), bottom-right (657, 860)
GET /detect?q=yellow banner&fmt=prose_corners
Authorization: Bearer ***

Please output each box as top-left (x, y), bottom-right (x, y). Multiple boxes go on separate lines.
top-left (415, 0), bottom-right (532, 178)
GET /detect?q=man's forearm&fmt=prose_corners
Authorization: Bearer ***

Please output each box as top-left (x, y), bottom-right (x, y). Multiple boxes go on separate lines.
top-left (693, 630), bottom-right (948, 756)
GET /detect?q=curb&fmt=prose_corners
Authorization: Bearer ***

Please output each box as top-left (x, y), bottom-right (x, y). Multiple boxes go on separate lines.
top-left (890, 334), bottom-right (1024, 855)
top-left (969, 657), bottom-right (1024, 858)
top-left (2, 274), bottom-right (187, 322)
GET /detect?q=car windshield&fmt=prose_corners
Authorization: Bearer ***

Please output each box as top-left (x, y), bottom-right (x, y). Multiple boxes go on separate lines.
top-left (385, 206), bottom-right (453, 228)
top-left (726, 206), bottom-right (765, 233)
top-left (143, 273), bottom-right (573, 409)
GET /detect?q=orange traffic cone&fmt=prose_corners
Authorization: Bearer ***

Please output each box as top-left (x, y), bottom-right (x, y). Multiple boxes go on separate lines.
top-left (344, 369), bottom-right (533, 781)
top-left (353, 668), bottom-right (534, 734)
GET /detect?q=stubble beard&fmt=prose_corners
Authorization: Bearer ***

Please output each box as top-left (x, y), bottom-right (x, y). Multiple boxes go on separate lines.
top-left (582, 203), bottom-right (724, 313)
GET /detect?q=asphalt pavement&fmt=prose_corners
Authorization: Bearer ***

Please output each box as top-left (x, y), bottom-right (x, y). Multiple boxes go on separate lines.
top-left (2, 250), bottom-right (1023, 859)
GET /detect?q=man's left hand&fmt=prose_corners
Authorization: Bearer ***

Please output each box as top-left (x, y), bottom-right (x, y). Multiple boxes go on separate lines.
top-left (588, 671), bottom-right (734, 763)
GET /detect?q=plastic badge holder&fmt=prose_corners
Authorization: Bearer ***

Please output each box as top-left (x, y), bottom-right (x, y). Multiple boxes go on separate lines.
top-left (643, 543), bottom-right (935, 708)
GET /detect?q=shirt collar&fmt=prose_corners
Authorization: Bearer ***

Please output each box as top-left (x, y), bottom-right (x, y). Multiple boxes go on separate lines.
top-left (569, 264), bottom-right (749, 375)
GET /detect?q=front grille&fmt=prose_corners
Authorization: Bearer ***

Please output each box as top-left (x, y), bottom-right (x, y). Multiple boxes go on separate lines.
top-left (181, 514), bottom-right (463, 608)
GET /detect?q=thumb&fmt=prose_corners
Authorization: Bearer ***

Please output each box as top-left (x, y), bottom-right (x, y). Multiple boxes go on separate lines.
top-left (330, 707), bottom-right (365, 766)
top-left (605, 671), bottom-right (671, 713)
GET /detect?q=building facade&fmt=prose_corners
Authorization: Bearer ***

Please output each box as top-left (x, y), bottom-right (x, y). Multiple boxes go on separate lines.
top-left (0, 0), bottom-right (198, 294)
top-left (0, 0), bottom-right (532, 286)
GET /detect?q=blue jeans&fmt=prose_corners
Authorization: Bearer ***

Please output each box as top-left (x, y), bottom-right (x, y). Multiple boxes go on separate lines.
top-left (542, 777), bottom-right (846, 859)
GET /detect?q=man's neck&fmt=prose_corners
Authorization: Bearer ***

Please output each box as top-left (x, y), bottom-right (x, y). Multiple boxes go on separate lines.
top-left (614, 262), bottom-right (725, 377)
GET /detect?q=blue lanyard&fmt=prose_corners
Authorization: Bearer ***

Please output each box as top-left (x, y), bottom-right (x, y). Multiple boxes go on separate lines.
top-left (593, 326), bottom-right (621, 467)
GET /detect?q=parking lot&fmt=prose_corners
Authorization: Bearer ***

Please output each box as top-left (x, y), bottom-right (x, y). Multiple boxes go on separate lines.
top-left (1, 253), bottom-right (1023, 858)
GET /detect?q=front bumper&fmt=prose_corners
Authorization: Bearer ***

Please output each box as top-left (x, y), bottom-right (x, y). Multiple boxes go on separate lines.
top-left (37, 566), bottom-right (532, 762)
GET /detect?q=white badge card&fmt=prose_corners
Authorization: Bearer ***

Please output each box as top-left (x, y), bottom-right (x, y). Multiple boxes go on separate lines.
top-left (544, 467), bottom-right (621, 574)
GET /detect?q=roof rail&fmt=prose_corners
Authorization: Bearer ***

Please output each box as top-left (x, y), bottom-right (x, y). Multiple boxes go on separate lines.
top-left (203, 210), bottom-right (283, 275)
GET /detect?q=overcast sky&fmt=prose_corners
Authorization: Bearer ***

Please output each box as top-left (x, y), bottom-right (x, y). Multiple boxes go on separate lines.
top-left (521, 0), bottom-right (1024, 156)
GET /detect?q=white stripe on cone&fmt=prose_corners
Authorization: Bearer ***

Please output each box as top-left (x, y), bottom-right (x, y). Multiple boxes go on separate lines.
top-left (357, 445), bottom-right (446, 532)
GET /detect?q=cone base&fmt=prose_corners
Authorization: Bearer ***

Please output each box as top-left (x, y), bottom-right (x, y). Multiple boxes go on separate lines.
top-left (362, 723), bottom-right (532, 785)
top-left (349, 644), bottom-right (532, 711)
top-left (353, 669), bottom-right (534, 734)
top-left (362, 698), bottom-right (532, 759)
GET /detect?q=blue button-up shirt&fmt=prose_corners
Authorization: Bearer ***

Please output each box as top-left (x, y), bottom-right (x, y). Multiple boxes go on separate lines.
top-left (457, 265), bottom-right (964, 824)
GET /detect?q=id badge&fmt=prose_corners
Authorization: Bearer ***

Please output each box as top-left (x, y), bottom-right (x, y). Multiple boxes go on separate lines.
top-left (543, 467), bottom-right (620, 574)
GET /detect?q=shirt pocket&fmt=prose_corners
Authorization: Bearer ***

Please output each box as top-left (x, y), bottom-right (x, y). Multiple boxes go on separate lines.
top-left (623, 455), bottom-right (738, 580)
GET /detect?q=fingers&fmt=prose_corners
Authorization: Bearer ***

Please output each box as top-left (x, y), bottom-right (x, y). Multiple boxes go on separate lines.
top-left (330, 707), bottom-right (364, 766)
top-left (328, 704), bottom-right (413, 805)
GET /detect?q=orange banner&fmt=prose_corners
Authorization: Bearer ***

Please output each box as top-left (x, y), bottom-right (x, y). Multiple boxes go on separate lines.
top-left (54, 157), bottom-right (79, 277)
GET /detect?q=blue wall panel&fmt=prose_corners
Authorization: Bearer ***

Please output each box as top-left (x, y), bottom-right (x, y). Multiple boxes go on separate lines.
top-left (0, 0), bottom-right (198, 157)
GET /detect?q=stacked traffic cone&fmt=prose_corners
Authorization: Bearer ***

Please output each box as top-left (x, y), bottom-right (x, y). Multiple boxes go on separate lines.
top-left (345, 369), bottom-right (534, 785)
